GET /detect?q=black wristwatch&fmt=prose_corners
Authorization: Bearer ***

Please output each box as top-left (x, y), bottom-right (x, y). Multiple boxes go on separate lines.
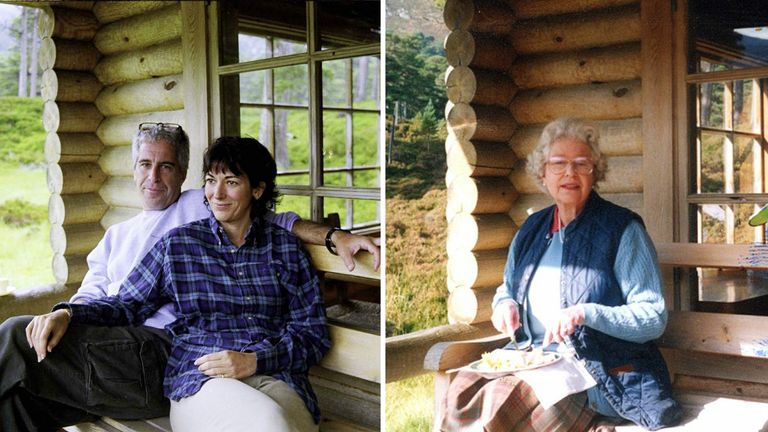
top-left (325, 227), bottom-right (349, 255)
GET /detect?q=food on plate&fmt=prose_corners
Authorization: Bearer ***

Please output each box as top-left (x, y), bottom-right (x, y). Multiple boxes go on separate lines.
top-left (478, 348), bottom-right (556, 372)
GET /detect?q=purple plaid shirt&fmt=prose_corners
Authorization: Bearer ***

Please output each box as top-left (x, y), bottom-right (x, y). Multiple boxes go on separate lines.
top-left (58, 215), bottom-right (330, 422)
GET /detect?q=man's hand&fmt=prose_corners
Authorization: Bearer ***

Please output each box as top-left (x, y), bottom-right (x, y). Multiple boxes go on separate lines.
top-left (543, 305), bottom-right (585, 346)
top-left (491, 300), bottom-right (520, 338)
top-left (332, 230), bottom-right (381, 272)
top-left (195, 350), bottom-right (257, 379)
top-left (25, 309), bottom-right (71, 363)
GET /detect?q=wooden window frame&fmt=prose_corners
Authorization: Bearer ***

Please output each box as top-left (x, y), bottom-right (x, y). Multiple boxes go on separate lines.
top-left (646, 0), bottom-right (768, 311)
top-left (206, 2), bottom-right (381, 228)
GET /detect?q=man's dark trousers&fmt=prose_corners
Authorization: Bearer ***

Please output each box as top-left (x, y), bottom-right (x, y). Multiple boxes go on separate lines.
top-left (0, 315), bottom-right (171, 431)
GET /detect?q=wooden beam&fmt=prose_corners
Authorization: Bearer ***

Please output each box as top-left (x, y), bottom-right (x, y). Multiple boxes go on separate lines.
top-left (660, 311), bottom-right (768, 358)
top-left (305, 244), bottom-right (378, 280)
top-left (180, 1), bottom-right (209, 192)
top-left (510, 80), bottom-right (642, 124)
top-left (655, 242), bottom-right (768, 270)
top-left (641, 0), bottom-right (675, 244)
top-left (319, 324), bottom-right (380, 383)
top-left (94, 4), bottom-right (181, 55)
top-left (95, 40), bottom-right (182, 86)
top-left (385, 321), bottom-right (497, 382)
top-left (95, 75), bottom-right (184, 116)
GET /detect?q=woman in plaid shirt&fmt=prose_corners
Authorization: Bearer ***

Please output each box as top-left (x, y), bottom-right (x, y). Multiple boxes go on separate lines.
top-left (51, 137), bottom-right (331, 432)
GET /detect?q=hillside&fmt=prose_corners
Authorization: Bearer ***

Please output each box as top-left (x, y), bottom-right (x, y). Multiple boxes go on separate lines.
top-left (386, 0), bottom-right (446, 41)
top-left (385, 135), bottom-right (448, 336)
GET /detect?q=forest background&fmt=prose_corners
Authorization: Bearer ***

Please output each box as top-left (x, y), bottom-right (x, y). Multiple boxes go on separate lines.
top-left (0, 6), bottom-right (53, 292)
top-left (385, 0), bottom-right (450, 430)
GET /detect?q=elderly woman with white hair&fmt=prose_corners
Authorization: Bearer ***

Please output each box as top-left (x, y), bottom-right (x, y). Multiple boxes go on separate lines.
top-left (441, 118), bottom-right (681, 431)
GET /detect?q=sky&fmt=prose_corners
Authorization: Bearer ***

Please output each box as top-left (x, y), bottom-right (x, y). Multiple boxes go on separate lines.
top-left (0, 4), bottom-right (21, 53)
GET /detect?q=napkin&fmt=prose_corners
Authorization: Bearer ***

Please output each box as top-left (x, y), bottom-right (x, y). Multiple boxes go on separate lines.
top-left (514, 351), bottom-right (596, 409)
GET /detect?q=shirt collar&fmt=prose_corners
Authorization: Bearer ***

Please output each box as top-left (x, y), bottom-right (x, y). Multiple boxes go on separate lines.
top-left (207, 214), bottom-right (263, 246)
top-left (550, 206), bottom-right (561, 235)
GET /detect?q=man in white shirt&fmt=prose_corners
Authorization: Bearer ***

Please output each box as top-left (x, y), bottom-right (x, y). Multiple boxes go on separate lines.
top-left (0, 123), bottom-right (379, 430)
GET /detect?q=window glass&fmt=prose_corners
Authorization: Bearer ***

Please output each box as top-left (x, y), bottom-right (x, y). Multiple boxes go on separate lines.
top-left (317, 1), bottom-right (380, 50)
top-left (276, 108), bottom-right (309, 185)
top-left (733, 79), bottom-right (759, 133)
top-left (325, 197), bottom-right (379, 230)
top-left (689, 0), bottom-right (768, 73)
top-left (322, 59), bottom-right (350, 108)
top-left (217, 1), bottom-right (381, 230)
top-left (275, 194), bottom-right (310, 220)
top-left (699, 82), bottom-right (724, 129)
top-left (274, 65), bottom-right (308, 106)
top-left (353, 56), bottom-right (380, 109)
top-left (240, 70), bottom-right (271, 104)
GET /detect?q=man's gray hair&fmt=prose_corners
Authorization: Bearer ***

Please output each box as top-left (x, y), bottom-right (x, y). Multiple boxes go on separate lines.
top-left (131, 123), bottom-right (190, 174)
top-left (526, 117), bottom-right (607, 190)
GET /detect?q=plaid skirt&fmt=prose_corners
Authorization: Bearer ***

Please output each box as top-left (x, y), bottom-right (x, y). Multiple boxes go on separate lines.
top-left (440, 370), bottom-right (598, 432)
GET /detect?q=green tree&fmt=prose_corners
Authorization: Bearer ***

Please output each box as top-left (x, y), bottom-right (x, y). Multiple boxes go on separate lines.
top-left (385, 32), bottom-right (446, 119)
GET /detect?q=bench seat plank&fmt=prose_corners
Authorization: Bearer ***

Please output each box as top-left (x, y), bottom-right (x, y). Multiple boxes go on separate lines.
top-left (321, 323), bottom-right (381, 383)
top-left (615, 392), bottom-right (768, 431)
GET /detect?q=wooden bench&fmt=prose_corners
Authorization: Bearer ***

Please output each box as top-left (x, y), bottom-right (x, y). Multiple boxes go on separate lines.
top-left (425, 242), bottom-right (768, 431)
top-left (67, 242), bottom-right (380, 432)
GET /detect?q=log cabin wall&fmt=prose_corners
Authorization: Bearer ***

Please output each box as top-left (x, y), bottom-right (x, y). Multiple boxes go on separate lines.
top-left (40, 1), bottom-right (186, 288)
top-left (443, 0), bottom-right (643, 324)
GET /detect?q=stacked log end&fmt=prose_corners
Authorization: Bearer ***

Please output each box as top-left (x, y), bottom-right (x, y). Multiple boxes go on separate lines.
top-left (40, 2), bottom-right (189, 287)
top-left (40, 6), bottom-right (106, 286)
top-left (91, 1), bottom-right (186, 230)
top-left (443, 0), bottom-right (520, 325)
top-left (443, 0), bottom-right (644, 324)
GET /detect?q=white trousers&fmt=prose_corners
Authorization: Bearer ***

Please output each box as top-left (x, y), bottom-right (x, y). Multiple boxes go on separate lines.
top-left (170, 375), bottom-right (318, 432)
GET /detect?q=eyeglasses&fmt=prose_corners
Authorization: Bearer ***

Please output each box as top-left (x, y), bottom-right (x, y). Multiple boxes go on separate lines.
top-left (546, 157), bottom-right (594, 175)
top-left (138, 122), bottom-right (183, 132)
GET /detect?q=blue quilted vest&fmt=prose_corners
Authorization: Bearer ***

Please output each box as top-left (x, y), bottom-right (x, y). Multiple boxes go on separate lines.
top-left (510, 191), bottom-right (681, 430)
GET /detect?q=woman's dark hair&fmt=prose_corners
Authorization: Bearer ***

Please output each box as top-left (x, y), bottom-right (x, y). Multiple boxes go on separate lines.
top-left (202, 136), bottom-right (280, 218)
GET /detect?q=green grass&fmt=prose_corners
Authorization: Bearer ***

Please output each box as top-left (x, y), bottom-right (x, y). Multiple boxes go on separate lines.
top-left (0, 95), bottom-right (53, 291)
top-left (385, 135), bottom-right (447, 431)
top-left (0, 163), bottom-right (54, 290)
top-left (386, 375), bottom-right (435, 431)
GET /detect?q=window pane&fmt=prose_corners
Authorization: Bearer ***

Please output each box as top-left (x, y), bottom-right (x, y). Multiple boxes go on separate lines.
top-left (325, 197), bottom-right (380, 229)
top-left (276, 194), bottom-right (310, 220)
top-left (733, 203), bottom-right (761, 244)
top-left (699, 204), bottom-right (726, 243)
top-left (353, 56), bottom-right (380, 109)
top-left (240, 70), bottom-right (271, 104)
top-left (276, 108), bottom-right (309, 185)
top-left (734, 79), bottom-right (759, 133)
top-left (323, 111), bottom-right (350, 187)
top-left (353, 112), bottom-right (379, 168)
top-left (322, 59), bottom-right (350, 108)
top-left (689, 1), bottom-right (768, 73)
top-left (275, 65), bottom-right (308, 106)
top-left (318, 1), bottom-right (380, 50)
top-left (733, 136), bottom-right (758, 193)
top-left (700, 82), bottom-right (725, 129)
top-left (699, 132), bottom-right (726, 193)
top-left (219, 0), bottom-right (307, 65)
top-left (240, 107), bottom-right (272, 147)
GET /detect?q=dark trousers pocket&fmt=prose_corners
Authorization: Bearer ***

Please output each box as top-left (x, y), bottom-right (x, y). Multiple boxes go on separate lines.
top-left (85, 339), bottom-right (167, 415)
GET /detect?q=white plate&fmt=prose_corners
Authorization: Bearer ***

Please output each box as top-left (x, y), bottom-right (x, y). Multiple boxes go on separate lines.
top-left (466, 351), bottom-right (562, 376)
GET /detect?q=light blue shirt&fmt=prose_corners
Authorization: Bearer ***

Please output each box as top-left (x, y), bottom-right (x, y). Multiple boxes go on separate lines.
top-left (492, 220), bottom-right (667, 417)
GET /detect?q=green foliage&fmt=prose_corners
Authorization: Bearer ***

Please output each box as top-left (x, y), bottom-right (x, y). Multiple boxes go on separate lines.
top-left (386, 32), bottom-right (447, 119)
top-left (0, 96), bottom-right (45, 164)
top-left (0, 165), bottom-right (53, 289)
top-left (0, 198), bottom-right (46, 227)
top-left (386, 375), bottom-right (435, 432)
top-left (0, 52), bottom-right (19, 96)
